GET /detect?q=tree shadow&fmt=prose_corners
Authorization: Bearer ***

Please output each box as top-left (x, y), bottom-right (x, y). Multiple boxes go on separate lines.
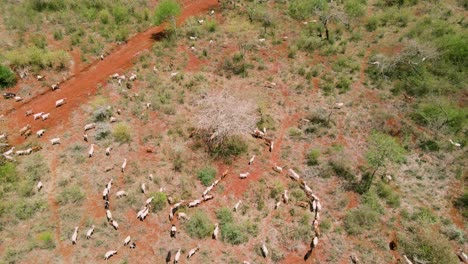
top-left (304, 248), bottom-right (313, 261)
top-left (151, 31), bottom-right (169, 41)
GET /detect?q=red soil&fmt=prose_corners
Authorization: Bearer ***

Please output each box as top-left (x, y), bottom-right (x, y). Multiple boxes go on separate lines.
top-left (3, 0), bottom-right (219, 146)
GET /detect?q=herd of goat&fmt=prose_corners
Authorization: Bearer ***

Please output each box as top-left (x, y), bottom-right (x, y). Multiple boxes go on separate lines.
top-left (0, 72), bottom-right (326, 262)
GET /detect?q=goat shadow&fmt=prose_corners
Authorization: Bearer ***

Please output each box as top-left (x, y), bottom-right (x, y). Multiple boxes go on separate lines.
top-left (304, 248), bottom-right (314, 261)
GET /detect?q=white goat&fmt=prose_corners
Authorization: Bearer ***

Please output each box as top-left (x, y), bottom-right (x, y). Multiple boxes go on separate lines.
top-left (177, 212), bottom-right (189, 220)
top-left (261, 242), bottom-right (268, 258)
top-left (71, 226), bottom-right (78, 244)
top-left (141, 183), bottom-right (146, 194)
top-left (203, 195), bottom-right (214, 202)
top-left (188, 199), bottom-right (201, 208)
top-left (239, 172), bottom-right (249, 179)
top-left (116, 190), bottom-right (127, 198)
top-left (55, 98), bottom-right (66, 107)
top-left (88, 144), bottom-right (94, 157)
top-left (187, 247), bottom-right (199, 259)
top-left (110, 220), bottom-right (119, 230)
top-left (282, 190), bottom-right (289, 204)
top-left (106, 210), bottom-right (113, 221)
top-left (105, 146), bottom-right (112, 156)
top-left (84, 123), bottom-right (96, 131)
top-left (86, 225), bottom-right (95, 239)
top-left (50, 138), bottom-right (60, 145)
top-left (104, 250), bottom-right (117, 260)
top-left (102, 187), bottom-right (109, 200)
top-left (124, 236), bottom-right (131, 246)
top-left (37, 181), bottom-right (43, 191)
top-left (449, 139), bottom-right (461, 147)
top-left (213, 223), bottom-right (219, 240)
top-left (273, 165), bottom-right (283, 173)
top-left (33, 112), bottom-right (44, 120)
top-left (174, 249), bottom-right (181, 263)
top-left (14, 96), bottom-right (23, 102)
top-left (249, 155), bottom-right (255, 165)
top-left (41, 113), bottom-right (50, 121)
top-left (121, 158), bottom-right (127, 172)
top-left (233, 200), bottom-right (242, 212)
top-left (19, 125), bottom-right (31, 135)
top-left (36, 129), bottom-right (45, 137)
top-left (3, 147), bottom-right (15, 156)
top-left (171, 225), bottom-right (177, 238)
top-left (25, 110), bottom-right (33, 116)
top-left (51, 84), bottom-right (59, 91)
top-left (110, 116), bottom-right (117, 123)
top-left (288, 169), bottom-right (301, 181)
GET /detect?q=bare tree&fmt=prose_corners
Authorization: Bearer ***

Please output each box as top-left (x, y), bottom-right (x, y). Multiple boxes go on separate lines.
top-left (195, 90), bottom-right (258, 147)
top-left (369, 40), bottom-right (439, 77)
top-left (315, 2), bottom-right (349, 40)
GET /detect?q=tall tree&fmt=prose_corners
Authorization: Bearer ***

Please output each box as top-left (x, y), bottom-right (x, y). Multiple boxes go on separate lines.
top-left (362, 131), bottom-right (406, 192)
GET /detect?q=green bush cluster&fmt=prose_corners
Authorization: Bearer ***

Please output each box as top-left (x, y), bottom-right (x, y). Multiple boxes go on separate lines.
top-left (5, 47), bottom-right (69, 70)
top-left (57, 186), bottom-right (85, 205)
top-left (185, 210), bottom-right (214, 239)
top-left (150, 192), bottom-right (167, 212)
top-left (344, 206), bottom-right (380, 235)
top-left (197, 166), bottom-right (217, 186)
top-left (215, 207), bottom-right (257, 245)
top-left (113, 123), bottom-right (131, 143)
top-left (0, 65), bottom-right (17, 89)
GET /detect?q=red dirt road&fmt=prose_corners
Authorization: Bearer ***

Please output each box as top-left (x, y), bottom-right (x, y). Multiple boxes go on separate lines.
top-left (3, 0), bottom-right (218, 145)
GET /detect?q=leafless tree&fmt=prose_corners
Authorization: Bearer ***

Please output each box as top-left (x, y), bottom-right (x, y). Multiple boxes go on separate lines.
top-left (369, 40), bottom-right (439, 77)
top-left (195, 90), bottom-right (258, 147)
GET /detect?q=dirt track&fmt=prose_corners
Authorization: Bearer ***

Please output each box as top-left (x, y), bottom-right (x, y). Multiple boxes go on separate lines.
top-left (3, 0), bottom-right (218, 145)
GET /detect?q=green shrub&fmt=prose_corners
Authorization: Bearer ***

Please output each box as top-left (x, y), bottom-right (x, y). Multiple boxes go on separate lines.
top-left (223, 53), bottom-right (252, 77)
top-left (288, 0), bottom-right (328, 20)
top-left (366, 16), bottom-right (379, 32)
top-left (197, 166), bottom-right (217, 186)
top-left (344, 0), bottom-right (365, 17)
top-left (0, 65), bottom-right (17, 89)
top-left (376, 182), bottom-right (400, 208)
top-left (112, 5), bottom-right (129, 25)
top-left (57, 186), bottom-right (85, 205)
top-left (153, 0), bottom-right (181, 27)
top-left (5, 47), bottom-right (69, 70)
top-left (37, 231), bottom-right (55, 249)
top-left (411, 207), bottom-right (437, 224)
top-left (454, 192), bottom-right (468, 219)
top-left (307, 148), bottom-right (320, 166)
top-left (398, 229), bottom-right (459, 264)
top-left (418, 139), bottom-right (440, 152)
top-left (185, 210), bottom-right (214, 239)
top-left (113, 123), bottom-right (131, 143)
top-left (221, 222), bottom-right (248, 245)
top-left (205, 20), bottom-right (217, 32)
top-left (216, 207), bottom-right (234, 225)
top-left (15, 200), bottom-right (47, 220)
top-left (150, 192), bottom-right (167, 212)
top-left (0, 162), bottom-right (17, 184)
top-left (344, 206), bottom-right (379, 235)
top-left (210, 136), bottom-right (248, 160)
top-left (412, 101), bottom-right (466, 134)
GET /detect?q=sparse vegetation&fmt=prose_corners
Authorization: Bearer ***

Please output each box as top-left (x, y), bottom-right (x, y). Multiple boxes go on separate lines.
top-left (113, 123), bottom-right (131, 143)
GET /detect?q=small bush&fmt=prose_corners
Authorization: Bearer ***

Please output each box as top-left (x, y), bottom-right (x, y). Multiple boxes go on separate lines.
top-left (5, 47), bottom-right (69, 70)
top-left (306, 148), bottom-right (320, 166)
top-left (0, 162), bottom-right (17, 185)
top-left (398, 229), bottom-right (459, 264)
top-left (221, 222), bottom-right (248, 245)
top-left (37, 231), bottom-right (55, 249)
top-left (92, 107), bottom-right (112, 122)
top-left (216, 207), bottom-right (234, 225)
top-left (366, 16), bottom-right (379, 32)
top-left (0, 65), bottom-right (17, 89)
top-left (185, 210), bottom-right (214, 239)
top-left (344, 206), bottom-right (380, 235)
top-left (454, 192), bottom-right (468, 219)
top-left (150, 192), bottom-right (167, 212)
top-left (205, 20), bottom-right (217, 32)
top-left (411, 207), bottom-right (437, 224)
top-left (15, 200), bottom-right (47, 220)
top-left (197, 166), bottom-right (217, 186)
top-left (113, 123), bottom-right (131, 143)
top-left (57, 186), bottom-right (85, 205)
top-left (210, 136), bottom-right (248, 160)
